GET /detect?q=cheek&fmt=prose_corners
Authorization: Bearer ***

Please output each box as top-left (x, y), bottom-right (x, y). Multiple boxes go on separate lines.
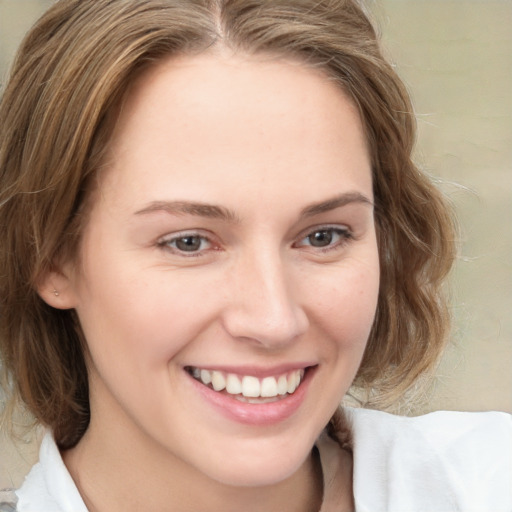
top-left (313, 260), bottom-right (380, 348)
top-left (76, 265), bottom-right (223, 374)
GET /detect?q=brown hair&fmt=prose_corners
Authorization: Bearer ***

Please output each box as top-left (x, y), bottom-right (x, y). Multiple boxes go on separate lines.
top-left (0, 0), bottom-right (455, 449)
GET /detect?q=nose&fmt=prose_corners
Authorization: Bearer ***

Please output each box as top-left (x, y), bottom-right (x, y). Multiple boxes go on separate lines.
top-left (221, 250), bottom-right (309, 349)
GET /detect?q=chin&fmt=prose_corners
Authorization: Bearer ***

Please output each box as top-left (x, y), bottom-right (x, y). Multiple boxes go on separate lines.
top-left (207, 460), bottom-right (304, 488)
top-left (193, 432), bottom-right (317, 488)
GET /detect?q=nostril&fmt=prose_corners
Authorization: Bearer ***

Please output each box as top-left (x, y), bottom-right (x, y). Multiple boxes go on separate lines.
top-left (222, 301), bottom-right (309, 347)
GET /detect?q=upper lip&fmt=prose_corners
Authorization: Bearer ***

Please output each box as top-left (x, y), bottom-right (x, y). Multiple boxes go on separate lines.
top-left (184, 363), bottom-right (316, 378)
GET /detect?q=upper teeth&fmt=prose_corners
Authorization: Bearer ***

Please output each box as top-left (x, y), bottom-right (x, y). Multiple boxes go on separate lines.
top-left (190, 368), bottom-right (305, 398)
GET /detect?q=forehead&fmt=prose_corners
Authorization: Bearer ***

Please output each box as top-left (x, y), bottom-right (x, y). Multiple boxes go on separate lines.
top-left (99, 52), bottom-right (371, 211)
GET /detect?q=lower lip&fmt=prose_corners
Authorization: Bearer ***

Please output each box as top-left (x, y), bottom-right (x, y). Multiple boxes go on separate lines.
top-left (187, 368), bottom-right (315, 426)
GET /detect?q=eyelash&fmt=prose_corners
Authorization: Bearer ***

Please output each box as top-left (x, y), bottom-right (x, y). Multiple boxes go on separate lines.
top-left (157, 226), bottom-right (353, 257)
top-left (157, 232), bottom-right (215, 257)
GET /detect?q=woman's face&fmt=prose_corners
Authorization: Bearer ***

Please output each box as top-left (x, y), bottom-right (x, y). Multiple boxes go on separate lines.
top-left (61, 54), bottom-right (379, 485)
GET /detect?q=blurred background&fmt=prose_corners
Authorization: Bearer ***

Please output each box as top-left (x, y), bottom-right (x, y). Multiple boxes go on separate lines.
top-left (1, 0), bottom-right (511, 490)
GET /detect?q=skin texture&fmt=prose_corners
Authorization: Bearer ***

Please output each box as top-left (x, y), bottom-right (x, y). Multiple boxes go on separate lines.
top-left (41, 52), bottom-right (379, 512)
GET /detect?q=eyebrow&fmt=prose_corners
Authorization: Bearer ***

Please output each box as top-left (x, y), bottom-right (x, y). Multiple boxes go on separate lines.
top-left (299, 192), bottom-right (373, 218)
top-left (134, 200), bottom-right (239, 222)
top-left (134, 191), bottom-right (373, 222)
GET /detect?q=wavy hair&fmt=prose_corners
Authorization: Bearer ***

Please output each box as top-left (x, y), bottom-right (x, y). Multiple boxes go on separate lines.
top-left (0, 0), bottom-right (455, 449)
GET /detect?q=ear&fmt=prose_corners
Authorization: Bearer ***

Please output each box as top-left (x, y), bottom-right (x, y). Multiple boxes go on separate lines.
top-left (36, 265), bottom-right (79, 310)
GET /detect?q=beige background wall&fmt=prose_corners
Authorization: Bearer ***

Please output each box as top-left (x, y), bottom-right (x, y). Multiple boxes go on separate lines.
top-left (1, 0), bottom-right (511, 490)
top-left (373, 0), bottom-right (512, 414)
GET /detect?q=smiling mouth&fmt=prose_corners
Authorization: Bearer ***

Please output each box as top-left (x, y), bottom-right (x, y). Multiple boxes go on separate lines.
top-left (185, 366), bottom-right (307, 403)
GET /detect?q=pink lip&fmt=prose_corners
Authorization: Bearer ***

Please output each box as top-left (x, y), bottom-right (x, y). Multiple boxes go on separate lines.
top-left (186, 366), bottom-right (316, 426)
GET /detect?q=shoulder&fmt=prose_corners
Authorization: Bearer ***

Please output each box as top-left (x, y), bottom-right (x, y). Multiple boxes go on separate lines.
top-left (15, 431), bottom-right (87, 512)
top-left (347, 407), bottom-right (512, 449)
top-left (346, 408), bottom-right (512, 512)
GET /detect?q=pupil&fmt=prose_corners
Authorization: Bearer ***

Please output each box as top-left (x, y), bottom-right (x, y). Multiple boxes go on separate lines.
top-left (309, 230), bottom-right (332, 247)
top-left (176, 236), bottom-right (201, 252)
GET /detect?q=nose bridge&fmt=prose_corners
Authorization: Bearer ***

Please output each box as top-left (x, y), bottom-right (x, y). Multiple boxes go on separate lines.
top-left (223, 247), bottom-right (308, 346)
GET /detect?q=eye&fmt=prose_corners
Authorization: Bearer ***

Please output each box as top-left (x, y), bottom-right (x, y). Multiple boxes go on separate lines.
top-left (158, 232), bottom-right (213, 255)
top-left (295, 227), bottom-right (351, 250)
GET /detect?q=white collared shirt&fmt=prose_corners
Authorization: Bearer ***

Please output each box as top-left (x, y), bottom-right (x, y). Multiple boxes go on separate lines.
top-left (13, 408), bottom-right (512, 512)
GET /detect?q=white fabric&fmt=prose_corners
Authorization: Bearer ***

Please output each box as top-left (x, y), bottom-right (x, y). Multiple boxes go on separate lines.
top-left (15, 408), bottom-right (512, 512)
top-left (347, 409), bottom-right (512, 512)
top-left (15, 433), bottom-right (87, 512)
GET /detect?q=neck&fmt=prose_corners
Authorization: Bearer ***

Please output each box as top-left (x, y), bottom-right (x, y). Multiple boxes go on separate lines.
top-left (63, 412), bottom-right (324, 512)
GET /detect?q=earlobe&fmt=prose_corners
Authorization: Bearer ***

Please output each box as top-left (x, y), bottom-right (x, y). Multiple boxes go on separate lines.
top-left (37, 268), bottom-right (79, 310)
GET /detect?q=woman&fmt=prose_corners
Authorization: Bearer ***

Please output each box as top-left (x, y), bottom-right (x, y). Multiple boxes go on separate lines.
top-left (0, 1), bottom-right (510, 511)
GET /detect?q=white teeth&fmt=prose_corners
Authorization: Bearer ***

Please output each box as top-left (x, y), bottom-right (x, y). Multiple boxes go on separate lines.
top-left (190, 367), bottom-right (306, 398)
top-left (211, 371), bottom-right (226, 391)
top-left (200, 369), bottom-right (212, 385)
top-left (277, 375), bottom-right (288, 395)
top-left (260, 376), bottom-right (278, 397)
top-left (242, 376), bottom-right (260, 398)
top-left (287, 370), bottom-right (300, 394)
top-left (226, 374), bottom-right (242, 395)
